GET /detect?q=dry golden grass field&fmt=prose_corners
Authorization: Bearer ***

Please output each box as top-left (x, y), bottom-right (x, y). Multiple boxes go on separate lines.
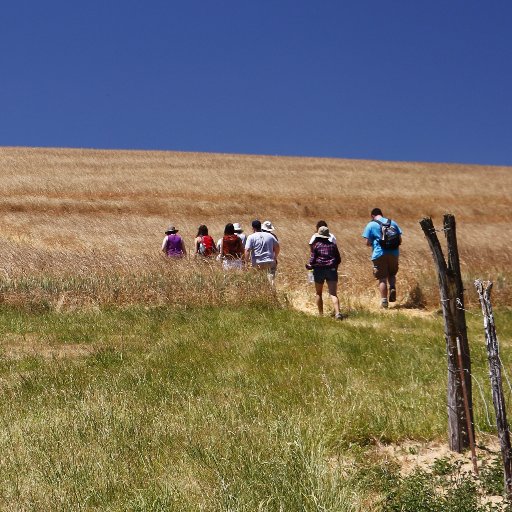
top-left (0, 146), bottom-right (510, 311)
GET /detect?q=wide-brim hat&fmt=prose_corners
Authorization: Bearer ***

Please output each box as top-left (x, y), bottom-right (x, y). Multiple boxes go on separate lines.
top-left (316, 226), bottom-right (330, 238)
top-left (233, 222), bottom-right (243, 232)
top-left (262, 220), bottom-right (275, 232)
top-left (165, 225), bottom-right (178, 234)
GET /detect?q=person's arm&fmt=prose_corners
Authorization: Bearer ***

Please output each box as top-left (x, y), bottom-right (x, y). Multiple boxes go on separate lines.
top-left (306, 244), bottom-right (316, 269)
top-left (273, 240), bottom-right (280, 259)
top-left (362, 223), bottom-right (373, 247)
top-left (161, 236), bottom-right (168, 253)
top-left (334, 245), bottom-right (342, 268)
top-left (181, 239), bottom-right (187, 256)
top-left (244, 236), bottom-right (252, 264)
top-left (394, 222), bottom-right (403, 246)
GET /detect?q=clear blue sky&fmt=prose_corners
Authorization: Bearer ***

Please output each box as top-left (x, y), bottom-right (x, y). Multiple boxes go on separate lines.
top-left (1, 0), bottom-right (511, 165)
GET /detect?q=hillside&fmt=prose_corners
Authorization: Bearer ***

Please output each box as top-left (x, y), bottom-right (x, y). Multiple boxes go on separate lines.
top-left (1, 146), bottom-right (511, 509)
top-left (0, 146), bottom-right (510, 309)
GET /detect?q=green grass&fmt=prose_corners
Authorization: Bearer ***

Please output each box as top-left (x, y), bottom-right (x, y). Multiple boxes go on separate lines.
top-left (0, 305), bottom-right (511, 510)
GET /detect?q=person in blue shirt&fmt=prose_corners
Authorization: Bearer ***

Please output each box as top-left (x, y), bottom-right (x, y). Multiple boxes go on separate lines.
top-left (362, 208), bottom-right (402, 308)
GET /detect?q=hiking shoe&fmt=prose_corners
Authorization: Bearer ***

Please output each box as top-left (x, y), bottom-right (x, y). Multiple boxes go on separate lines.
top-left (389, 288), bottom-right (396, 303)
top-left (335, 313), bottom-right (344, 320)
top-left (381, 299), bottom-right (389, 309)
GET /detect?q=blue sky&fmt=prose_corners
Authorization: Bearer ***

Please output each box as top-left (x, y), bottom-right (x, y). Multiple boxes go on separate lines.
top-left (1, 0), bottom-right (511, 165)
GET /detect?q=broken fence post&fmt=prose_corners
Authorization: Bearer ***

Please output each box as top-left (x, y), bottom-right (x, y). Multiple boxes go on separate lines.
top-left (475, 279), bottom-right (512, 499)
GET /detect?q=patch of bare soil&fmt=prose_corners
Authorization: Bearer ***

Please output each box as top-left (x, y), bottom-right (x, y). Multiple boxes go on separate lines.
top-left (375, 436), bottom-right (501, 476)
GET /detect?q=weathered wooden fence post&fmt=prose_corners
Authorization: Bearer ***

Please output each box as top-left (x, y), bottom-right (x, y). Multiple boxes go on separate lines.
top-left (475, 280), bottom-right (512, 499)
top-left (419, 215), bottom-right (474, 452)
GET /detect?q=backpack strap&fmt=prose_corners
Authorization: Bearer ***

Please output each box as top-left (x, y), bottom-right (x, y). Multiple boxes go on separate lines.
top-left (373, 218), bottom-right (391, 227)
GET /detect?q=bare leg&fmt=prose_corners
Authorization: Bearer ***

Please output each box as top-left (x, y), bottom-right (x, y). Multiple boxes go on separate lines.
top-left (379, 279), bottom-right (388, 299)
top-left (326, 280), bottom-right (340, 316)
top-left (314, 282), bottom-right (324, 315)
top-left (388, 274), bottom-right (396, 302)
top-left (379, 279), bottom-right (389, 308)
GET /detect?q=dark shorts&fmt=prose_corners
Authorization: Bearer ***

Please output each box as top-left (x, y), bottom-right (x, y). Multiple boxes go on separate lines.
top-left (313, 267), bottom-right (338, 284)
top-left (372, 254), bottom-right (399, 280)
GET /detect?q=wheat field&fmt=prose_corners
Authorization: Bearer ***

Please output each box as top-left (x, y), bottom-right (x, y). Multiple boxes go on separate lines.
top-left (0, 146), bottom-right (510, 310)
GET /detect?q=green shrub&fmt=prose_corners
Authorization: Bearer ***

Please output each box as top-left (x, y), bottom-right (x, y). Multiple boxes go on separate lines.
top-left (480, 456), bottom-right (506, 496)
top-left (383, 458), bottom-right (512, 512)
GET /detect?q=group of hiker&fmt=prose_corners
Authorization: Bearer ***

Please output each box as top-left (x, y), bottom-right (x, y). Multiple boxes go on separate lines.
top-left (161, 208), bottom-right (402, 317)
top-left (161, 220), bottom-right (280, 284)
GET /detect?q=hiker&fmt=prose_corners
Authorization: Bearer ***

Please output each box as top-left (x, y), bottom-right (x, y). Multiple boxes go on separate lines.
top-left (245, 219), bottom-right (280, 285)
top-left (161, 225), bottom-right (186, 258)
top-left (220, 223), bottom-right (244, 270)
top-left (306, 226), bottom-right (343, 320)
top-left (194, 225), bottom-right (217, 258)
top-left (233, 222), bottom-right (247, 246)
top-left (362, 208), bottom-right (402, 308)
top-left (262, 220), bottom-right (277, 240)
top-left (262, 220), bottom-right (279, 276)
top-left (309, 220), bottom-right (336, 245)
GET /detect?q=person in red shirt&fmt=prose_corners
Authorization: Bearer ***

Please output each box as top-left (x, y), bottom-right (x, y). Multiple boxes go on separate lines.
top-left (220, 223), bottom-right (244, 270)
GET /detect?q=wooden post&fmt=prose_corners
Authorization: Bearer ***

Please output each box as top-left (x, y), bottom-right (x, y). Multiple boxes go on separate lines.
top-left (444, 215), bottom-right (475, 447)
top-left (419, 216), bottom-right (474, 452)
top-left (475, 280), bottom-right (512, 498)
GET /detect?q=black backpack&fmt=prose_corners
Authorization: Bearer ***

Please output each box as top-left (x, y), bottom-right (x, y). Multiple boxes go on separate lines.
top-left (374, 219), bottom-right (401, 250)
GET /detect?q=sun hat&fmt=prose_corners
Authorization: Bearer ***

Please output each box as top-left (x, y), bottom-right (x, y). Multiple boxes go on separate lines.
top-left (316, 226), bottom-right (330, 238)
top-left (233, 222), bottom-right (243, 233)
top-left (262, 220), bottom-right (275, 232)
top-left (165, 225), bottom-right (178, 234)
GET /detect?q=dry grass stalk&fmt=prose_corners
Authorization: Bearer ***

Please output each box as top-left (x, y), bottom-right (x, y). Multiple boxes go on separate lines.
top-left (0, 146), bottom-right (510, 309)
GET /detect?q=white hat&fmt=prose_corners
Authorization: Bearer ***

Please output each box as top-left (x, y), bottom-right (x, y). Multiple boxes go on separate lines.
top-left (262, 220), bottom-right (275, 232)
top-left (233, 222), bottom-right (243, 232)
top-left (316, 226), bottom-right (330, 239)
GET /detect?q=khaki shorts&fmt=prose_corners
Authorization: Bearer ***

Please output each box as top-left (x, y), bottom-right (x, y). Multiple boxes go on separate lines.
top-left (372, 254), bottom-right (399, 280)
top-left (254, 261), bottom-right (276, 276)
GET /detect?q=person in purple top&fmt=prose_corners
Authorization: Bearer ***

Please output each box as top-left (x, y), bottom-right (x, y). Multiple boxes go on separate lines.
top-left (306, 226), bottom-right (343, 320)
top-left (161, 225), bottom-right (186, 258)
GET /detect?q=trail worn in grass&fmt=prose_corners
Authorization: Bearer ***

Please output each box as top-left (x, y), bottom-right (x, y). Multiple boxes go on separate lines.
top-left (0, 305), bottom-right (510, 510)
